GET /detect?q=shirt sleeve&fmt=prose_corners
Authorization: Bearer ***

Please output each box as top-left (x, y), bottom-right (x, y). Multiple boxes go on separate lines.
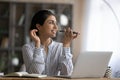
top-left (22, 44), bottom-right (45, 74)
top-left (59, 47), bottom-right (73, 75)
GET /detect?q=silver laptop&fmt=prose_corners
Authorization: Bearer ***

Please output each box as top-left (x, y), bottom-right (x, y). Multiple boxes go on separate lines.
top-left (57, 51), bottom-right (112, 78)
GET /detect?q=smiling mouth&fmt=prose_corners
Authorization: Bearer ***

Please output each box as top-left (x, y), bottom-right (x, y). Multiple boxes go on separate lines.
top-left (51, 30), bottom-right (57, 34)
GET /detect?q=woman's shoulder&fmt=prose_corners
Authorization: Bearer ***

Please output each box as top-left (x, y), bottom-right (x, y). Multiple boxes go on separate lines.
top-left (22, 42), bottom-right (35, 49)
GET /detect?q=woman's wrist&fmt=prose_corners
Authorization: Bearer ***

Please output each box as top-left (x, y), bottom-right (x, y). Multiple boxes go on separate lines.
top-left (63, 43), bottom-right (70, 47)
top-left (35, 41), bottom-right (40, 48)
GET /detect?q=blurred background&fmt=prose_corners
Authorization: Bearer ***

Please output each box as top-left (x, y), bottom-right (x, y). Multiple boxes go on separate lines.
top-left (0, 0), bottom-right (120, 78)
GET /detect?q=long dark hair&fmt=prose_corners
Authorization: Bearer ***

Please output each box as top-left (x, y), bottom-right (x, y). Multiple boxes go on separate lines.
top-left (30, 9), bottom-right (56, 35)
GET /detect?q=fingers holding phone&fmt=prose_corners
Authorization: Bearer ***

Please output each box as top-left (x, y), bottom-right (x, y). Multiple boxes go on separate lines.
top-left (62, 27), bottom-right (80, 47)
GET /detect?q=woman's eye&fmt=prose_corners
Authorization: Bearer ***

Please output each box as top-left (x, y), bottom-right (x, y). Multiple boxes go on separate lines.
top-left (48, 21), bottom-right (54, 24)
top-left (48, 21), bottom-right (53, 24)
top-left (48, 20), bottom-right (57, 25)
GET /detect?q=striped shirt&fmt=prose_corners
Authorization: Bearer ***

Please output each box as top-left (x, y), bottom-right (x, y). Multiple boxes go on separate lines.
top-left (22, 40), bottom-right (73, 76)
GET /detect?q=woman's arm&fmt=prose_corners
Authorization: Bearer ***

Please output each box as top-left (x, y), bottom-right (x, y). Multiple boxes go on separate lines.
top-left (22, 29), bottom-right (46, 74)
top-left (22, 44), bottom-right (45, 74)
top-left (59, 28), bottom-right (79, 75)
top-left (59, 47), bottom-right (73, 75)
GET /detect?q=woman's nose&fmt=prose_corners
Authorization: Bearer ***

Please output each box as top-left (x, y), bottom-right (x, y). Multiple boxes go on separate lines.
top-left (54, 23), bottom-right (58, 30)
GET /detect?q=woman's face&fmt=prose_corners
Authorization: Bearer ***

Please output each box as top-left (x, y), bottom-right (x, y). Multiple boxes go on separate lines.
top-left (39, 15), bottom-right (58, 38)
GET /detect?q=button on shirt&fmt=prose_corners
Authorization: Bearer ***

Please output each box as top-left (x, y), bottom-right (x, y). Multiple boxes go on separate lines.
top-left (22, 40), bottom-right (73, 76)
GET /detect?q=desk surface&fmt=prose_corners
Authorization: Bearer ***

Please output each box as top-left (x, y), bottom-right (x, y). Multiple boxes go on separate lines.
top-left (0, 77), bottom-right (120, 80)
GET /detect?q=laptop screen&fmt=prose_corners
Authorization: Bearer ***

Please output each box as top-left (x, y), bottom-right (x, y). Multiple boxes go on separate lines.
top-left (71, 51), bottom-right (112, 78)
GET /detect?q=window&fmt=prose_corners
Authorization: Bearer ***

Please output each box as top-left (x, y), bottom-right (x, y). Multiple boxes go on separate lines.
top-left (85, 0), bottom-right (120, 77)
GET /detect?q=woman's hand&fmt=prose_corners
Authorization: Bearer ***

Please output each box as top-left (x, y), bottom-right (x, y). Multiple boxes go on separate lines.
top-left (30, 29), bottom-right (41, 48)
top-left (62, 27), bottom-right (80, 47)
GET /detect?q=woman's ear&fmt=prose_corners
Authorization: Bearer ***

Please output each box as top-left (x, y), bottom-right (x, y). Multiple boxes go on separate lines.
top-left (36, 24), bottom-right (41, 30)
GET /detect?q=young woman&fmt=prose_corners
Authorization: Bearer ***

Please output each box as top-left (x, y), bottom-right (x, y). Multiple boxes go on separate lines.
top-left (22, 10), bottom-right (79, 76)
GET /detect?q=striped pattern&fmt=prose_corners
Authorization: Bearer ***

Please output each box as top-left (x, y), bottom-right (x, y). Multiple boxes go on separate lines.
top-left (22, 41), bottom-right (73, 76)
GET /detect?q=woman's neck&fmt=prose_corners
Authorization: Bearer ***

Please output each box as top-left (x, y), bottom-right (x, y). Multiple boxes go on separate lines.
top-left (40, 36), bottom-right (52, 48)
top-left (40, 36), bottom-right (51, 54)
